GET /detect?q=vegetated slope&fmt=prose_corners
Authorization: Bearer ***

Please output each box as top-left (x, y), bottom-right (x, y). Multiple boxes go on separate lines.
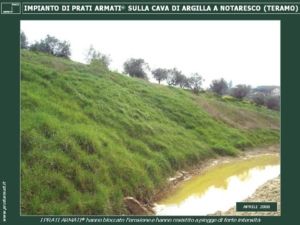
top-left (21, 50), bottom-right (280, 215)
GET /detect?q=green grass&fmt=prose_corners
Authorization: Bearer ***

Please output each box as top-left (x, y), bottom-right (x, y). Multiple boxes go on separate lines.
top-left (21, 50), bottom-right (280, 215)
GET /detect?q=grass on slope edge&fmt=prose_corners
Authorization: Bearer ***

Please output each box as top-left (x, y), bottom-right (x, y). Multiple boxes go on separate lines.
top-left (21, 50), bottom-right (280, 215)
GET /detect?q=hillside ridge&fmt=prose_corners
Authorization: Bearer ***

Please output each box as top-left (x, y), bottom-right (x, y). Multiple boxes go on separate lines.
top-left (21, 50), bottom-right (279, 215)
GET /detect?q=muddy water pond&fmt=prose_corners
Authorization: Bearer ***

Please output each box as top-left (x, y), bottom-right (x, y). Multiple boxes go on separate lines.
top-left (154, 154), bottom-right (280, 215)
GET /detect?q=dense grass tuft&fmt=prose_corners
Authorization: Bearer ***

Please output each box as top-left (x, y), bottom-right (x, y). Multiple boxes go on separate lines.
top-left (21, 50), bottom-right (280, 215)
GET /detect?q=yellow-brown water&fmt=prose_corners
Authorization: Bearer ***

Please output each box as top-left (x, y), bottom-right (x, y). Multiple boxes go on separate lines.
top-left (154, 154), bottom-right (280, 215)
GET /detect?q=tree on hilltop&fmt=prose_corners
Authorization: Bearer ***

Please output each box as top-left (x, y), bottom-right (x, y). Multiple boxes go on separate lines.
top-left (167, 68), bottom-right (186, 88)
top-left (85, 45), bottom-right (111, 69)
top-left (21, 31), bottom-right (28, 49)
top-left (123, 58), bottom-right (149, 80)
top-left (210, 78), bottom-right (228, 95)
top-left (29, 35), bottom-right (71, 58)
top-left (230, 84), bottom-right (251, 100)
top-left (186, 73), bottom-right (204, 94)
top-left (152, 68), bottom-right (168, 84)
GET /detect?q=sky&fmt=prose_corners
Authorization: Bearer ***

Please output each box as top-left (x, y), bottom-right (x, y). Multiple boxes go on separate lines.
top-left (21, 20), bottom-right (280, 88)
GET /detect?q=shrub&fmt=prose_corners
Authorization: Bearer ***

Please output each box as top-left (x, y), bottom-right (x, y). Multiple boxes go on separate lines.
top-left (265, 96), bottom-right (280, 111)
top-left (222, 95), bottom-right (237, 102)
top-left (252, 93), bottom-right (265, 106)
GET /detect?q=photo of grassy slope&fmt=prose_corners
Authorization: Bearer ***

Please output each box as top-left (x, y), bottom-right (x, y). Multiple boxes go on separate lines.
top-left (21, 50), bottom-right (279, 215)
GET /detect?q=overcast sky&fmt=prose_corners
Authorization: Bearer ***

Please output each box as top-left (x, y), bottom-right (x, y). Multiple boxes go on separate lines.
top-left (21, 20), bottom-right (280, 87)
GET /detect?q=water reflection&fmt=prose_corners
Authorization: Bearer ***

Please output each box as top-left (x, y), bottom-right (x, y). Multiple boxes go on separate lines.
top-left (155, 154), bottom-right (280, 215)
